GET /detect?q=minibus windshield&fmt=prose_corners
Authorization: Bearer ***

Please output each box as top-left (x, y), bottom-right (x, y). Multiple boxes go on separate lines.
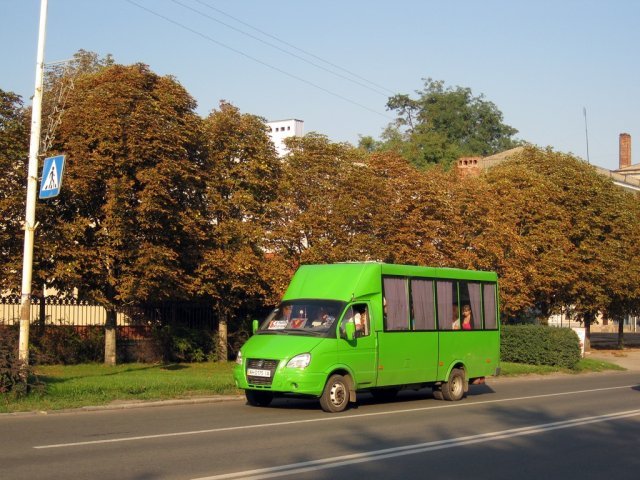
top-left (258, 300), bottom-right (346, 337)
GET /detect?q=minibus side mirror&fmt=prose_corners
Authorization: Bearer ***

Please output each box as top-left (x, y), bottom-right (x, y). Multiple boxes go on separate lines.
top-left (252, 319), bottom-right (259, 335)
top-left (345, 322), bottom-right (356, 341)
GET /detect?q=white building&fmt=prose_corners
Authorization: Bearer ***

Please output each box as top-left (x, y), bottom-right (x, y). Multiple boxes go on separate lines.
top-left (267, 119), bottom-right (304, 157)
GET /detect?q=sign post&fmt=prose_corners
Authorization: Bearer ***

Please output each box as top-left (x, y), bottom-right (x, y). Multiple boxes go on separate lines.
top-left (19, 0), bottom-right (49, 369)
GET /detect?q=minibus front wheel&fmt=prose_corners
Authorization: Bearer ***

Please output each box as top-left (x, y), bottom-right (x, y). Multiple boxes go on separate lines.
top-left (245, 390), bottom-right (274, 407)
top-left (320, 374), bottom-right (351, 413)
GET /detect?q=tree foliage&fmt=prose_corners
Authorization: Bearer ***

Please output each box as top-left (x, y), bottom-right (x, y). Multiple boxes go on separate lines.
top-left (0, 89), bottom-right (29, 291)
top-left (272, 134), bottom-right (390, 267)
top-left (2, 58), bottom-right (639, 361)
top-left (45, 63), bottom-right (205, 308)
top-left (196, 102), bottom-right (283, 360)
top-left (481, 147), bottom-right (640, 327)
top-left (369, 78), bottom-right (520, 168)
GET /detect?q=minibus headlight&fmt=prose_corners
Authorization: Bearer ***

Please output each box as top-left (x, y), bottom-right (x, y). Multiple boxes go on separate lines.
top-left (235, 351), bottom-right (242, 365)
top-left (286, 353), bottom-right (311, 369)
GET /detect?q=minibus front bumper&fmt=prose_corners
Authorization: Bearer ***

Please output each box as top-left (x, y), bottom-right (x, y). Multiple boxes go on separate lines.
top-left (234, 364), bottom-right (326, 397)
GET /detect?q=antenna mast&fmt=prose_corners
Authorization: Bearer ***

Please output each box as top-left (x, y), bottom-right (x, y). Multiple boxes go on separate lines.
top-left (583, 107), bottom-right (590, 164)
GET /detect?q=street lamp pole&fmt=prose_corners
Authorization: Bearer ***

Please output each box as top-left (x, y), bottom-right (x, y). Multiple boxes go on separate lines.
top-left (19, 0), bottom-right (49, 367)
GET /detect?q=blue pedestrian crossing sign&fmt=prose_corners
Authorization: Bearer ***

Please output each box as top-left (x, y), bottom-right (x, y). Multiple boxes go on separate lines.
top-left (39, 155), bottom-right (65, 199)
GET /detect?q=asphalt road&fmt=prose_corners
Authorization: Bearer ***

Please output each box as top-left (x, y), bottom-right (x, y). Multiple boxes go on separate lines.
top-left (2, 371), bottom-right (640, 480)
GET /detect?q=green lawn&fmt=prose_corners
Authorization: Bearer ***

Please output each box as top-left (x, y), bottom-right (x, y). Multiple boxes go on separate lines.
top-left (0, 357), bottom-right (624, 414)
top-left (1, 362), bottom-right (240, 414)
top-left (499, 357), bottom-right (625, 376)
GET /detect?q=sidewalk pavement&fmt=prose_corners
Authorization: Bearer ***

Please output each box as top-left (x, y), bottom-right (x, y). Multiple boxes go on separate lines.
top-left (588, 348), bottom-right (640, 371)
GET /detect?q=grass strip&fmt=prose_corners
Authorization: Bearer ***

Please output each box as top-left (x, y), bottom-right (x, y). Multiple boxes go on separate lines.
top-left (1, 357), bottom-right (624, 414)
top-left (1, 362), bottom-right (240, 413)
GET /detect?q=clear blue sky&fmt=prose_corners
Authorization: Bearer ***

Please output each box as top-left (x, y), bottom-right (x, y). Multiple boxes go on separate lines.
top-left (2, 0), bottom-right (639, 171)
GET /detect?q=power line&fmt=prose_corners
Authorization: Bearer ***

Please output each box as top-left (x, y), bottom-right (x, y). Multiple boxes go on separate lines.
top-left (171, 0), bottom-right (390, 98)
top-left (190, 0), bottom-right (396, 96)
top-left (125, 0), bottom-right (393, 121)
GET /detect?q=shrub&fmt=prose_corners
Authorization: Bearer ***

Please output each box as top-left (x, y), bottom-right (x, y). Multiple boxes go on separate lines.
top-left (152, 326), bottom-right (214, 363)
top-left (77, 326), bottom-right (105, 363)
top-left (31, 325), bottom-right (83, 365)
top-left (30, 325), bottom-right (104, 365)
top-left (0, 327), bottom-right (21, 394)
top-left (0, 326), bottom-right (34, 396)
top-left (501, 324), bottom-right (581, 369)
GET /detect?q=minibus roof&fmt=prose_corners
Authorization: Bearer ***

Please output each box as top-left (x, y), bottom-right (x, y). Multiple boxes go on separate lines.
top-left (282, 263), bottom-right (497, 302)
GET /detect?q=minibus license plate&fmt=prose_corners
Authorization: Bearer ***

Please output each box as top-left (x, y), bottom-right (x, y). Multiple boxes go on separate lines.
top-left (247, 368), bottom-right (271, 378)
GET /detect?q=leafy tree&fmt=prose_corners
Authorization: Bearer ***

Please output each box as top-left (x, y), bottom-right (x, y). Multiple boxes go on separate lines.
top-left (601, 189), bottom-right (640, 348)
top-left (0, 89), bottom-right (29, 291)
top-left (481, 154), bottom-right (575, 318)
top-left (196, 102), bottom-right (283, 361)
top-left (482, 147), bottom-right (640, 347)
top-left (0, 51), bottom-right (115, 294)
top-left (366, 152), bottom-right (464, 266)
top-left (380, 78), bottom-right (520, 168)
top-left (44, 63), bottom-right (205, 364)
top-left (41, 50), bottom-right (114, 157)
top-left (273, 134), bottom-right (389, 267)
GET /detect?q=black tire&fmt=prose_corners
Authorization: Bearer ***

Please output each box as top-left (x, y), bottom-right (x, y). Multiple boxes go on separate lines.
top-left (319, 374), bottom-right (351, 413)
top-left (245, 390), bottom-right (274, 407)
top-left (440, 368), bottom-right (466, 401)
top-left (371, 387), bottom-right (400, 403)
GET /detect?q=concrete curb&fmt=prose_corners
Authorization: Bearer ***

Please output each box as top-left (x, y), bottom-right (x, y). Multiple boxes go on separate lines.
top-left (1, 395), bottom-right (245, 417)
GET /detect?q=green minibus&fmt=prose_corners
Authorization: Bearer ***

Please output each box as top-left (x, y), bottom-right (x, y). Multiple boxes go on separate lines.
top-left (233, 262), bottom-right (500, 412)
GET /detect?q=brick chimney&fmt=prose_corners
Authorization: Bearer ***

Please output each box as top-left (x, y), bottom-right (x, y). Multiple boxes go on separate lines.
top-left (619, 133), bottom-right (631, 169)
top-left (456, 156), bottom-right (481, 178)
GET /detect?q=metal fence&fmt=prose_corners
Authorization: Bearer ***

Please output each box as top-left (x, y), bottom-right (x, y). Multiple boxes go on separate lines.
top-left (0, 294), bottom-right (216, 340)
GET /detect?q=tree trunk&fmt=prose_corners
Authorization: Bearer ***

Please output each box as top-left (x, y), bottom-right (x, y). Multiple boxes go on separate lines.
top-left (217, 312), bottom-right (228, 363)
top-left (584, 312), bottom-right (593, 352)
top-left (104, 307), bottom-right (117, 366)
top-left (617, 316), bottom-right (625, 350)
top-left (37, 288), bottom-right (46, 336)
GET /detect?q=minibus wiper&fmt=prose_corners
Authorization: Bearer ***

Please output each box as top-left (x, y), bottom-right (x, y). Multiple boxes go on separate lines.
top-left (281, 328), bottom-right (317, 336)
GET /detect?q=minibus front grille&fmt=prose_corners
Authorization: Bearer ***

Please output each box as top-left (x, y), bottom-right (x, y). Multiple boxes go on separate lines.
top-left (246, 358), bottom-right (279, 386)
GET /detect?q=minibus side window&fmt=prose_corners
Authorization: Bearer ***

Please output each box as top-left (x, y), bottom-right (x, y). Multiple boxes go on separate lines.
top-left (459, 282), bottom-right (482, 330)
top-left (483, 284), bottom-right (498, 329)
top-left (437, 280), bottom-right (457, 330)
top-left (411, 279), bottom-right (435, 330)
top-left (383, 276), bottom-right (409, 330)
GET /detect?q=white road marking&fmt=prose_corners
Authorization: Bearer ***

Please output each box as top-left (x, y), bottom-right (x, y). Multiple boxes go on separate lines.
top-left (33, 384), bottom-right (638, 449)
top-left (192, 409), bottom-right (640, 480)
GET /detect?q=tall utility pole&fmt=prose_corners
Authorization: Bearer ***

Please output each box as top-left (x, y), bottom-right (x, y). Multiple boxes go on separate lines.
top-left (19, 0), bottom-right (49, 366)
top-left (583, 107), bottom-right (590, 164)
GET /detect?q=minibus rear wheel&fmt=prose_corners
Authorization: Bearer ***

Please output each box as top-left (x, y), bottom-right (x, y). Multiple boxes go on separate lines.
top-left (245, 390), bottom-right (274, 407)
top-left (320, 374), bottom-right (351, 413)
top-left (441, 368), bottom-right (466, 401)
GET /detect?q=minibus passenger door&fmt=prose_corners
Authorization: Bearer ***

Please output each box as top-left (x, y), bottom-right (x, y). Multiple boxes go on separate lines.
top-left (337, 303), bottom-right (377, 387)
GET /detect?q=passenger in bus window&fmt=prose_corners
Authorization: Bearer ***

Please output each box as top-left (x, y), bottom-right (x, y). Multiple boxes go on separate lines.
top-left (354, 306), bottom-right (369, 336)
top-left (341, 306), bottom-right (369, 337)
top-left (462, 304), bottom-right (473, 330)
top-left (452, 305), bottom-right (460, 330)
top-left (311, 307), bottom-right (335, 327)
